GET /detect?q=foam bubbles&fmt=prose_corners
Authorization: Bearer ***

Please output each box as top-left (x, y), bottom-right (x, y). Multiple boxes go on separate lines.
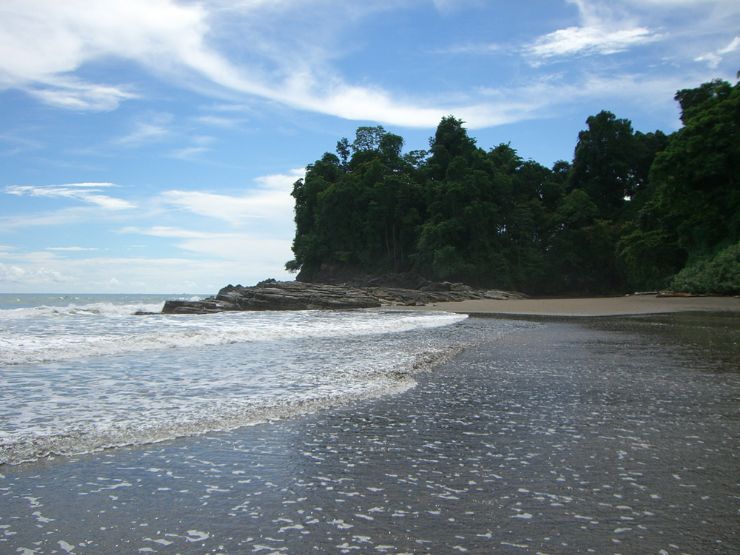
top-left (1, 305), bottom-right (466, 366)
top-left (0, 305), bottom-right (479, 465)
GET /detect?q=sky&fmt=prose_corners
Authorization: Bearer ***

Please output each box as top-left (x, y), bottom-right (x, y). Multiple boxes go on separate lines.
top-left (1, 0), bottom-right (738, 293)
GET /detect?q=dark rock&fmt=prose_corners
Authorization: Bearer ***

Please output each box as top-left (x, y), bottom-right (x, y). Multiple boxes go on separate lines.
top-left (161, 279), bottom-right (527, 314)
top-left (163, 281), bottom-right (381, 314)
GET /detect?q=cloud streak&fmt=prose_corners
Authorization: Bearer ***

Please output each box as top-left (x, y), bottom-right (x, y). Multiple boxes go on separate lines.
top-left (115, 115), bottom-right (173, 147)
top-left (5, 182), bottom-right (135, 210)
top-left (695, 36), bottom-right (740, 68)
top-left (0, 0), bottom-right (737, 131)
top-left (159, 168), bottom-right (304, 226)
top-left (0, 0), bottom-right (669, 129)
top-left (524, 0), bottom-right (659, 63)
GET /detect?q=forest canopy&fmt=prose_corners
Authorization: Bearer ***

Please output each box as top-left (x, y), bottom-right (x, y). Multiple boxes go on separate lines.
top-left (286, 77), bottom-right (739, 295)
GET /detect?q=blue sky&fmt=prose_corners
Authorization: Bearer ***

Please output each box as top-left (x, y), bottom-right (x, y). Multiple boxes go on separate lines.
top-left (1, 0), bottom-right (738, 293)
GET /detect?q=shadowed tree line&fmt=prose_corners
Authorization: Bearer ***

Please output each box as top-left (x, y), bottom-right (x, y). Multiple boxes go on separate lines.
top-left (286, 77), bottom-right (739, 295)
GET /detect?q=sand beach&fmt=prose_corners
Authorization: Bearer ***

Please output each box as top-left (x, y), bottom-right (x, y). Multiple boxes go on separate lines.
top-left (2, 304), bottom-right (738, 553)
top-left (420, 294), bottom-right (740, 317)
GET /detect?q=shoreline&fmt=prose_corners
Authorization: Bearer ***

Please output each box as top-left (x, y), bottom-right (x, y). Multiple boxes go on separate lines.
top-left (411, 294), bottom-right (740, 317)
top-left (2, 314), bottom-right (737, 553)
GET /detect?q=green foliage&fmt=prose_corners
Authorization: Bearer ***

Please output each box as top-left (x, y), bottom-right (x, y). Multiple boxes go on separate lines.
top-left (669, 242), bottom-right (740, 294)
top-left (649, 79), bottom-right (740, 255)
top-left (617, 226), bottom-right (685, 290)
top-left (287, 77), bottom-right (738, 296)
top-left (569, 111), bottom-right (637, 218)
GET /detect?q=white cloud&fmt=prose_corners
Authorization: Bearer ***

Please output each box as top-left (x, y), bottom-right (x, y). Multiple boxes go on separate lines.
top-left (527, 25), bottom-right (655, 60)
top-left (434, 42), bottom-right (504, 56)
top-left (0, 0), bottom-right (735, 137)
top-left (0, 261), bottom-right (68, 284)
top-left (120, 226), bottom-right (292, 261)
top-left (161, 188), bottom-right (292, 226)
top-left (525, 0), bottom-right (658, 62)
top-left (168, 135), bottom-right (215, 160)
top-left (46, 246), bottom-right (99, 252)
top-left (0, 0), bottom-right (206, 110)
top-left (169, 146), bottom-right (210, 160)
top-left (0, 253), bottom-right (237, 292)
top-left (195, 115), bottom-right (245, 128)
top-left (718, 36), bottom-right (740, 54)
top-left (695, 36), bottom-right (740, 68)
top-left (160, 168), bottom-right (304, 226)
top-left (0, 132), bottom-right (44, 156)
top-left (5, 182), bottom-right (135, 210)
top-left (0, 0), bottom-right (627, 128)
top-left (474, 71), bottom-right (710, 131)
top-left (254, 167), bottom-right (305, 190)
top-left (109, 230), bottom-right (294, 289)
top-left (119, 226), bottom-right (228, 239)
top-left (115, 114), bottom-right (173, 146)
top-left (0, 206), bottom-right (112, 230)
top-left (1, 168), bottom-right (302, 290)
top-left (27, 78), bottom-right (137, 111)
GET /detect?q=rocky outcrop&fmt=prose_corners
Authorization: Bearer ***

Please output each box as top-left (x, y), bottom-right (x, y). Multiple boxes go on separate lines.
top-left (162, 281), bottom-right (382, 314)
top-left (161, 279), bottom-right (526, 314)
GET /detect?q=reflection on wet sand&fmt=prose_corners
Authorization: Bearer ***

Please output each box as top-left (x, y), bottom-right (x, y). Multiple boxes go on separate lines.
top-left (1, 314), bottom-right (738, 554)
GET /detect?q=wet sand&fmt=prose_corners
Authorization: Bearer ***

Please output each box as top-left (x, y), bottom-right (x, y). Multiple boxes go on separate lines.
top-left (418, 294), bottom-right (740, 317)
top-left (2, 313), bottom-right (738, 553)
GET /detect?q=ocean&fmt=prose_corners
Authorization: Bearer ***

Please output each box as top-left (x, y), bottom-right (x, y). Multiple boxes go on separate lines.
top-left (0, 293), bottom-right (498, 466)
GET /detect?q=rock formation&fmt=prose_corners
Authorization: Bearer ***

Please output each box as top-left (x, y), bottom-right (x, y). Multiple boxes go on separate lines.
top-left (161, 279), bottom-right (526, 314)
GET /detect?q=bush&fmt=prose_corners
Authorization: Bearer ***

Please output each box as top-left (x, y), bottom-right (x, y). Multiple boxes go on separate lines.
top-left (669, 242), bottom-right (740, 294)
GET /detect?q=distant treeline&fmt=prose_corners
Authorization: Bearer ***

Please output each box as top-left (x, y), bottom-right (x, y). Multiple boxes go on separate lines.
top-left (286, 77), bottom-right (739, 295)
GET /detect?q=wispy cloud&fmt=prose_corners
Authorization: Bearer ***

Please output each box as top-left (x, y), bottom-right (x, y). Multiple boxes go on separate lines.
top-left (0, 261), bottom-right (68, 284)
top-left (46, 246), bottom-right (100, 252)
top-left (467, 70), bottom-right (729, 134)
top-left (116, 226), bottom-right (294, 287)
top-left (0, 207), bottom-right (95, 231)
top-left (119, 226), bottom-right (227, 239)
top-left (194, 115), bottom-right (245, 128)
top-left (0, 0), bottom-right (736, 132)
top-left (0, 248), bottom-right (292, 292)
top-left (169, 146), bottom-right (210, 160)
top-left (695, 35), bottom-right (740, 68)
top-left (433, 42), bottom-right (504, 56)
top-left (168, 135), bottom-right (215, 160)
top-left (254, 167), bottom-right (305, 189)
top-left (0, 0), bottom-right (612, 128)
top-left (0, 132), bottom-right (44, 157)
top-left (526, 25), bottom-right (656, 60)
top-left (27, 78), bottom-right (137, 111)
top-left (159, 167), bottom-right (304, 226)
top-left (5, 182), bottom-right (135, 210)
top-left (115, 114), bottom-right (173, 147)
top-left (524, 0), bottom-right (659, 63)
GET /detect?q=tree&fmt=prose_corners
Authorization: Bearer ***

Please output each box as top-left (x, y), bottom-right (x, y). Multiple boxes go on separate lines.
top-left (287, 78), bottom-right (737, 295)
top-left (650, 78), bottom-right (739, 256)
top-left (569, 111), bottom-right (637, 219)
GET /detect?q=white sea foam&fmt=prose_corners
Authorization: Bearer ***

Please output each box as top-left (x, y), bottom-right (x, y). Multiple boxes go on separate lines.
top-left (0, 306), bottom-right (466, 365)
top-left (0, 300), bottom-right (486, 465)
top-left (0, 301), bottom-right (166, 319)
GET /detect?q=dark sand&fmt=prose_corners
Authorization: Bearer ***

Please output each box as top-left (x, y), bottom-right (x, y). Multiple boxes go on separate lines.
top-left (1, 313), bottom-right (738, 554)
top-left (417, 294), bottom-right (740, 317)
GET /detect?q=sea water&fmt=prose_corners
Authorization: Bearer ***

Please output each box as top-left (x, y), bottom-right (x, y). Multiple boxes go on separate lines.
top-left (0, 293), bottom-right (478, 466)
